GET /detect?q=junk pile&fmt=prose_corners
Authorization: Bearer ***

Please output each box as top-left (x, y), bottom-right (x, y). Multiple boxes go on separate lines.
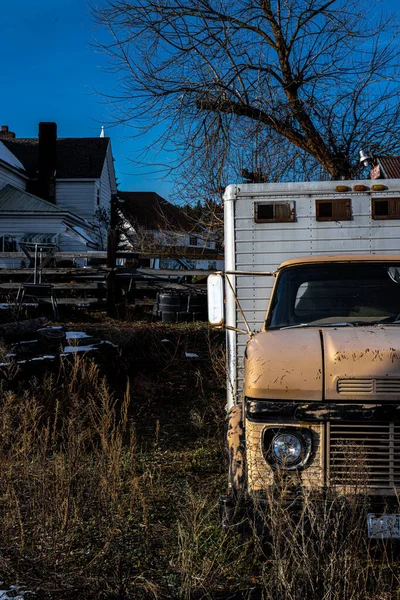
top-left (0, 318), bottom-right (118, 375)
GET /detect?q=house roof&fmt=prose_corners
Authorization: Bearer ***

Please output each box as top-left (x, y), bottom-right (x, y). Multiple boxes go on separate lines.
top-left (0, 141), bottom-right (25, 171)
top-left (119, 191), bottom-right (193, 231)
top-left (374, 157), bottom-right (400, 179)
top-left (0, 184), bottom-right (94, 231)
top-left (0, 184), bottom-right (62, 213)
top-left (2, 137), bottom-right (110, 179)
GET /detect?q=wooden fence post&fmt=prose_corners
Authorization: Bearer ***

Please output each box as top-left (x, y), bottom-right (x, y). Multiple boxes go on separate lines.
top-left (106, 229), bottom-right (117, 318)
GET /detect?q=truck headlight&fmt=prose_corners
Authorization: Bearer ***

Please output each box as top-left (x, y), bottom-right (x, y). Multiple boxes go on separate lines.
top-left (263, 427), bottom-right (313, 471)
top-left (272, 432), bottom-right (302, 465)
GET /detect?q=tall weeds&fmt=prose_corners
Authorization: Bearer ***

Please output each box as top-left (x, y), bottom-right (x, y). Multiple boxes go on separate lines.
top-left (0, 355), bottom-right (155, 598)
top-left (0, 325), bottom-right (399, 600)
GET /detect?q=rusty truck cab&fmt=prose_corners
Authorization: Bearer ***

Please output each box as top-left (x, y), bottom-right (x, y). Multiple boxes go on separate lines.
top-left (224, 256), bottom-right (400, 536)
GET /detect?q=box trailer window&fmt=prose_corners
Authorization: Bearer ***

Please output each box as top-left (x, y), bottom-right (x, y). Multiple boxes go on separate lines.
top-left (315, 199), bottom-right (351, 221)
top-left (255, 202), bottom-right (295, 223)
top-left (372, 198), bottom-right (400, 220)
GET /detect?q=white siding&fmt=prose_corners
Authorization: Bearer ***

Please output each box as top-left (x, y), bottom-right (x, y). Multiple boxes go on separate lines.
top-left (59, 232), bottom-right (90, 252)
top-left (0, 163), bottom-right (26, 192)
top-left (99, 158), bottom-right (112, 212)
top-left (0, 215), bottom-right (92, 268)
top-left (56, 180), bottom-right (97, 221)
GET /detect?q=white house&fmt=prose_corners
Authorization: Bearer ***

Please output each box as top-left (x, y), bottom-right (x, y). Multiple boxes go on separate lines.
top-left (0, 123), bottom-right (117, 268)
top-left (118, 191), bottom-right (223, 270)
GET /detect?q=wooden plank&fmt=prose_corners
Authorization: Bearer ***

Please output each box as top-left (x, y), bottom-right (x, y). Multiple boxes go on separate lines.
top-left (0, 250), bottom-right (223, 260)
top-left (56, 298), bottom-right (103, 305)
top-left (0, 252), bottom-right (107, 259)
top-left (0, 282), bottom-right (105, 290)
top-left (0, 268), bottom-right (110, 275)
top-left (119, 268), bottom-right (213, 277)
top-left (0, 268), bottom-right (212, 277)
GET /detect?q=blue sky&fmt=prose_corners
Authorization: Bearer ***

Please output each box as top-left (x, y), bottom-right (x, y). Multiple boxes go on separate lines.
top-left (1, 0), bottom-right (398, 199)
top-left (0, 0), bottom-right (175, 197)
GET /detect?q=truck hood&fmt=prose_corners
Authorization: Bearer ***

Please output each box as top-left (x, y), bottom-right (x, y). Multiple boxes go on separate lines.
top-left (245, 326), bottom-right (400, 402)
top-left (244, 330), bottom-right (323, 400)
top-left (324, 327), bottom-right (400, 401)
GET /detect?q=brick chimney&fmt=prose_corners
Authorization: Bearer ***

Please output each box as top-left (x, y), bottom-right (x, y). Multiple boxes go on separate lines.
top-left (0, 125), bottom-right (16, 140)
top-left (38, 122), bottom-right (57, 204)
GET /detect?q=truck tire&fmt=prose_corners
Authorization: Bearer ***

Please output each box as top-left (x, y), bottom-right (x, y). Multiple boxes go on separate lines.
top-left (225, 404), bottom-right (246, 493)
top-left (220, 405), bottom-right (246, 529)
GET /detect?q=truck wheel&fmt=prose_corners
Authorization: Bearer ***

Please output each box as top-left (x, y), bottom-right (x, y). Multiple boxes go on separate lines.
top-left (225, 404), bottom-right (246, 492)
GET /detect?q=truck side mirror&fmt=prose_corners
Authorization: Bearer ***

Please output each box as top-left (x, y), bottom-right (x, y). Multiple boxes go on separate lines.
top-left (207, 273), bottom-right (224, 326)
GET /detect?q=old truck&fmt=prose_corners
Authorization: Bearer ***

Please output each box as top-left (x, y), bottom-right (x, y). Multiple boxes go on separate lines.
top-left (208, 179), bottom-right (400, 538)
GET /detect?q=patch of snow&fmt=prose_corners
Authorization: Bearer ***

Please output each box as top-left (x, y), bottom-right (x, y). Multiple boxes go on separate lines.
top-left (0, 585), bottom-right (35, 599)
top-left (185, 352), bottom-right (200, 358)
top-left (0, 303), bottom-right (38, 309)
top-left (66, 331), bottom-right (91, 339)
top-left (62, 345), bottom-right (97, 353)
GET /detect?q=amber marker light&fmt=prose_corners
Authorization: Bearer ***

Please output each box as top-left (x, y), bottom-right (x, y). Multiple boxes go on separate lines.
top-left (335, 185), bottom-right (350, 192)
top-left (371, 184), bottom-right (387, 191)
top-left (353, 184), bottom-right (369, 191)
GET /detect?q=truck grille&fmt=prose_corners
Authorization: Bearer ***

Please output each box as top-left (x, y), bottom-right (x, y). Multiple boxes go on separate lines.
top-left (329, 422), bottom-right (400, 490)
top-left (338, 378), bottom-right (400, 394)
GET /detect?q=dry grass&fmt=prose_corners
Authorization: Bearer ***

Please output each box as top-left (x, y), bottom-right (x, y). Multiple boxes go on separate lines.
top-left (0, 323), bottom-right (399, 599)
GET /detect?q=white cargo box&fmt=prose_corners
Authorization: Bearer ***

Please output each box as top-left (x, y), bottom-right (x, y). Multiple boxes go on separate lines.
top-left (224, 179), bottom-right (400, 408)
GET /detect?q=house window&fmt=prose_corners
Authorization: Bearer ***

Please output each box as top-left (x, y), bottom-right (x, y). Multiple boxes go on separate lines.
top-left (315, 199), bottom-right (351, 221)
top-left (189, 236), bottom-right (198, 246)
top-left (254, 201), bottom-right (295, 223)
top-left (0, 235), bottom-right (17, 252)
top-left (372, 198), bottom-right (400, 220)
top-left (96, 184), bottom-right (101, 206)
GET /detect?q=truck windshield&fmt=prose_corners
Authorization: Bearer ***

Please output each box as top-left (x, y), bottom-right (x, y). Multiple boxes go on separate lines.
top-left (266, 263), bottom-right (400, 329)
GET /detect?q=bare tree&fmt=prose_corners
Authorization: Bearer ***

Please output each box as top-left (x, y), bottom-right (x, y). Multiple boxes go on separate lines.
top-left (93, 0), bottom-right (400, 180)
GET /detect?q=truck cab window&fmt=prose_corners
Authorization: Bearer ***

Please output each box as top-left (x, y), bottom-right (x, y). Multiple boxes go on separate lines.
top-left (267, 263), bottom-right (400, 328)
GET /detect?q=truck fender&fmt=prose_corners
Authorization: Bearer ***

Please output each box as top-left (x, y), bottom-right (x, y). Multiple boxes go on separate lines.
top-left (225, 405), bottom-right (246, 493)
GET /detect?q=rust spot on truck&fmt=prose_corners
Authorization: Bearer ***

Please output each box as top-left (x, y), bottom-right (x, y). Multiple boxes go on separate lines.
top-left (226, 405), bottom-right (245, 493)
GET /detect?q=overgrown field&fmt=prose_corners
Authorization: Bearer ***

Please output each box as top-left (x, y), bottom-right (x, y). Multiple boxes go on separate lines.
top-left (0, 321), bottom-right (399, 599)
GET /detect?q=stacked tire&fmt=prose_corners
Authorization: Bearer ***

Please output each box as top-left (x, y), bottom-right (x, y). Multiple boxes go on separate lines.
top-left (153, 291), bottom-right (207, 322)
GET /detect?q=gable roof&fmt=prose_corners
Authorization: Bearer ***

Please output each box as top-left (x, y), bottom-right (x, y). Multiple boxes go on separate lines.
top-left (0, 184), bottom-right (62, 213)
top-left (0, 141), bottom-right (25, 171)
top-left (0, 184), bottom-right (95, 232)
top-left (2, 137), bottom-right (110, 179)
top-left (119, 191), bottom-right (192, 231)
